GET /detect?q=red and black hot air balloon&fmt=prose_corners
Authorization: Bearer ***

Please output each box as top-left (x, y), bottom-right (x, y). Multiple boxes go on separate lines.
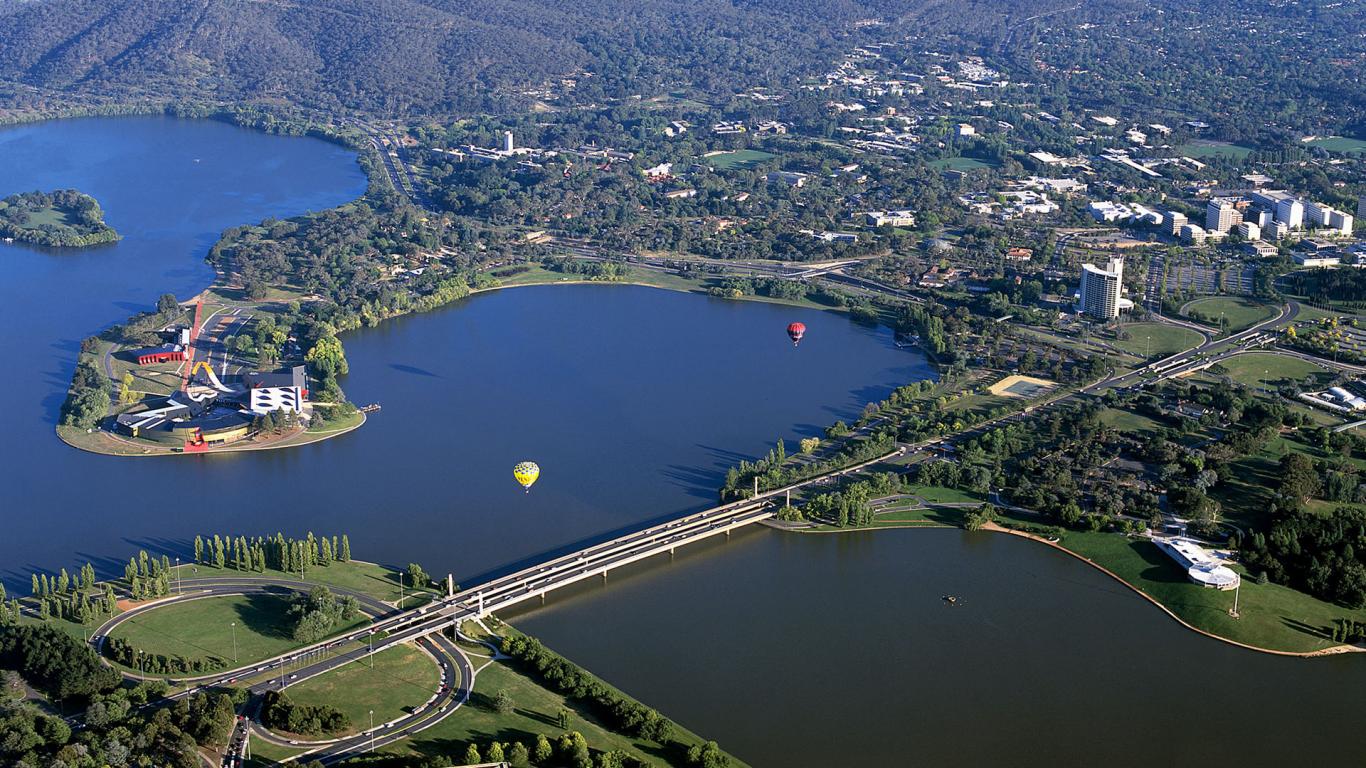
top-left (786, 322), bottom-right (806, 347)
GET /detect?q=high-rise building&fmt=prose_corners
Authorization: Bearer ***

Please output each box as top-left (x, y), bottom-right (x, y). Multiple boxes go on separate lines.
top-left (1079, 257), bottom-right (1124, 320)
top-left (1237, 221), bottom-right (1261, 240)
top-left (1276, 198), bottom-right (1304, 228)
top-left (1328, 210), bottom-right (1355, 235)
top-left (1206, 198), bottom-right (1237, 234)
top-left (502, 131), bottom-right (515, 154)
top-left (1168, 211), bottom-right (1187, 236)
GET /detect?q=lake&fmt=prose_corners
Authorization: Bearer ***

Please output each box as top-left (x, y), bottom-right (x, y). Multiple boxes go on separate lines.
top-left (2, 116), bottom-right (1362, 768)
top-left (0, 116), bottom-right (927, 587)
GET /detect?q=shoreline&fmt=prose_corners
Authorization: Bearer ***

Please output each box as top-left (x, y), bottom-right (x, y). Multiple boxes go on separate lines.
top-left (55, 408), bottom-right (366, 457)
top-left (56, 272), bottom-right (867, 458)
top-left (777, 517), bottom-right (1361, 658)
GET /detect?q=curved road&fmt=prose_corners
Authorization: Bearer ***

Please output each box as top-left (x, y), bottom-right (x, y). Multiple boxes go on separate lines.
top-left (87, 576), bottom-right (473, 765)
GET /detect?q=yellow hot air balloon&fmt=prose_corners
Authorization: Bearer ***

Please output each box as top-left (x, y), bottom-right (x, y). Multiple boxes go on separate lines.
top-left (513, 461), bottom-right (540, 493)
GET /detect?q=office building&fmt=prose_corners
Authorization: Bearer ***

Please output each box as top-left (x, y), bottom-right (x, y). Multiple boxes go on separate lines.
top-left (1079, 257), bottom-right (1125, 320)
top-left (1168, 211), bottom-right (1187, 236)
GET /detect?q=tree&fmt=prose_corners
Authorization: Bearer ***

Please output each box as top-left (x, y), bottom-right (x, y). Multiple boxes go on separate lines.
top-left (494, 688), bottom-right (514, 715)
top-left (487, 742), bottom-right (506, 761)
top-left (534, 734), bottom-right (554, 763)
top-left (407, 562), bottom-right (431, 589)
top-left (157, 293), bottom-right (179, 315)
top-left (799, 437), bottom-right (820, 455)
top-left (339, 535), bottom-right (351, 562)
top-left (508, 741), bottom-right (531, 767)
top-left (464, 744), bottom-right (481, 764)
top-left (118, 371), bottom-right (137, 404)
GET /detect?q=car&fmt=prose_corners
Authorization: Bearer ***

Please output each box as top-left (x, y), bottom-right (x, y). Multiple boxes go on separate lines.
top-left (288, 740), bottom-right (299, 745)
top-left (288, 674), bottom-right (297, 680)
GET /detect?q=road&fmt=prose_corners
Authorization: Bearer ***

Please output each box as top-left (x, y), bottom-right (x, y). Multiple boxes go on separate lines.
top-left (88, 576), bottom-right (473, 766)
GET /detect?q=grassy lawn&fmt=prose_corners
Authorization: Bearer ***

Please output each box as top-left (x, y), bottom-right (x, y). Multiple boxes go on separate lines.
top-left (1211, 432), bottom-right (1366, 532)
top-left (1181, 296), bottom-right (1278, 331)
top-left (244, 737), bottom-right (304, 766)
top-left (1176, 141), bottom-right (1255, 159)
top-left (284, 644), bottom-right (442, 735)
top-left (943, 391), bottom-right (1015, 420)
top-left (105, 592), bottom-right (368, 669)
top-left (1111, 322), bottom-right (1204, 360)
top-left (1099, 407), bottom-right (1168, 437)
top-left (1010, 521), bottom-right (1366, 653)
top-left (902, 484), bottom-right (986, 504)
top-left (1305, 136), bottom-right (1366, 154)
top-left (386, 624), bottom-right (750, 767)
top-left (929, 156), bottom-right (998, 170)
top-left (702, 149), bottom-right (776, 170)
top-left (1205, 352), bottom-right (1329, 388)
top-left (176, 559), bottom-right (429, 604)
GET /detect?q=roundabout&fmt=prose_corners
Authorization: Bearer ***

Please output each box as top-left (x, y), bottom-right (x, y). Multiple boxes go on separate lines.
top-left (87, 575), bottom-right (474, 764)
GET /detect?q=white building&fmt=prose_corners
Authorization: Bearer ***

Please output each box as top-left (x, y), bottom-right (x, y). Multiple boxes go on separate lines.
top-left (1237, 221), bottom-right (1261, 240)
top-left (1180, 224), bottom-right (1208, 245)
top-left (1330, 211), bottom-right (1354, 234)
top-left (1154, 537), bottom-right (1240, 590)
top-left (1206, 198), bottom-right (1239, 234)
top-left (244, 366), bottom-right (308, 416)
top-left (1294, 252), bottom-right (1341, 268)
top-left (1167, 211), bottom-right (1188, 236)
top-left (1276, 198), bottom-right (1305, 228)
top-left (766, 171), bottom-right (809, 188)
top-left (643, 162), bottom-right (673, 179)
top-left (864, 210), bottom-right (916, 227)
top-left (957, 123), bottom-right (976, 137)
top-left (502, 131), bottom-right (515, 154)
top-left (1078, 257), bottom-right (1126, 320)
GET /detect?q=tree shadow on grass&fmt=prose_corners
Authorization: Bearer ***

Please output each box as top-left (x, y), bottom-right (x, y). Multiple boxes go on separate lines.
top-left (514, 706), bottom-right (559, 728)
top-left (1281, 616), bottom-right (1333, 641)
top-left (1126, 539), bottom-right (1188, 584)
top-left (234, 589), bottom-right (297, 640)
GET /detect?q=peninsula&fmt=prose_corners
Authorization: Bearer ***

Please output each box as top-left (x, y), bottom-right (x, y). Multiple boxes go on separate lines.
top-left (0, 189), bottom-right (120, 247)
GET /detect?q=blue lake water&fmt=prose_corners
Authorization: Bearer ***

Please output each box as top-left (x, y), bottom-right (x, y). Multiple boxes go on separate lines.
top-left (0, 115), bottom-right (926, 588)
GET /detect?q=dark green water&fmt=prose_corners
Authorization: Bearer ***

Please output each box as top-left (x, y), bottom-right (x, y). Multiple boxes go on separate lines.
top-left (2, 116), bottom-right (1361, 767)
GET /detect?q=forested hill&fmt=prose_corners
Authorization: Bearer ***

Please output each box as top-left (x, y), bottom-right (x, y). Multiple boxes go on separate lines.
top-left (0, 0), bottom-right (1103, 118)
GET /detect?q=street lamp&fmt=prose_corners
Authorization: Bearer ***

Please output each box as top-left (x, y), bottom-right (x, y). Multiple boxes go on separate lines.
top-left (369, 710), bottom-right (376, 752)
top-left (369, 630), bottom-right (375, 669)
top-left (175, 557), bottom-right (181, 595)
top-left (230, 622), bottom-right (238, 663)
top-left (1229, 578), bottom-right (1241, 619)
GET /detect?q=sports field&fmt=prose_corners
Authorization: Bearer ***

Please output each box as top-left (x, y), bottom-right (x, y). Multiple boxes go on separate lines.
top-left (1306, 136), bottom-right (1366, 154)
top-left (1176, 141), bottom-right (1254, 159)
top-left (1182, 296), bottom-right (1279, 332)
top-left (929, 156), bottom-right (998, 170)
top-left (987, 374), bottom-right (1056, 398)
top-left (703, 149), bottom-right (776, 170)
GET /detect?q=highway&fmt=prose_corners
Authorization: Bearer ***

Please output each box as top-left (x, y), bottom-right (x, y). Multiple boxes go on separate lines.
top-left (89, 577), bottom-right (473, 766)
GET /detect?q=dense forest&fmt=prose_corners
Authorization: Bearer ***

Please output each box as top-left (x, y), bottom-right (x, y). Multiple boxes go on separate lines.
top-left (3, 0), bottom-right (1355, 137)
top-left (0, 0), bottom-right (897, 115)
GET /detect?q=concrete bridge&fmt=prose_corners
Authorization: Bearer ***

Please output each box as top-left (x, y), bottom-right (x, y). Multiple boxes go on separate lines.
top-left (358, 496), bottom-right (778, 651)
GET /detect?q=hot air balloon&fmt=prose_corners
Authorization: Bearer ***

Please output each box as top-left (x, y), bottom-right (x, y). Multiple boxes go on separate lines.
top-left (786, 322), bottom-right (806, 346)
top-left (513, 461), bottom-right (540, 493)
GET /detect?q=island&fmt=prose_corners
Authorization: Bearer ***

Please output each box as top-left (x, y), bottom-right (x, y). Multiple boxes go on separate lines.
top-left (0, 189), bottom-right (120, 247)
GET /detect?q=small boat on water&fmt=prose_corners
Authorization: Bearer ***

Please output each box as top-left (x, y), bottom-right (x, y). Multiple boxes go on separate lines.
top-left (942, 594), bottom-right (959, 605)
